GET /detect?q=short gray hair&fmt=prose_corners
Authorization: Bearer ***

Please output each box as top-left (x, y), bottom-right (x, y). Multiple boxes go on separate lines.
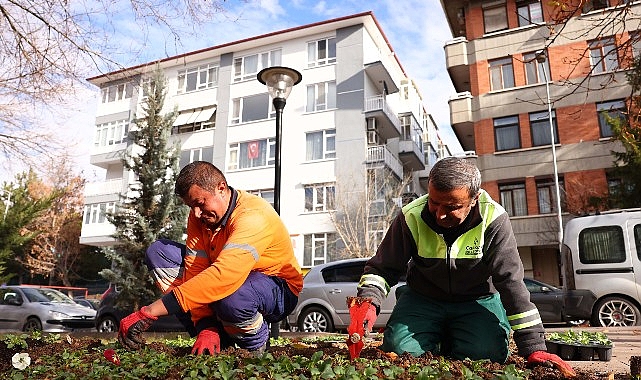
top-left (428, 157), bottom-right (481, 198)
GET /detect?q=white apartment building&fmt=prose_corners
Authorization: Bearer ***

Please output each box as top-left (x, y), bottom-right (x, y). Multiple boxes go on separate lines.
top-left (80, 11), bottom-right (454, 269)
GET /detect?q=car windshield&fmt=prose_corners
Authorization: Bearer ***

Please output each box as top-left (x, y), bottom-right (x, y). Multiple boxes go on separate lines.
top-left (21, 288), bottom-right (76, 303)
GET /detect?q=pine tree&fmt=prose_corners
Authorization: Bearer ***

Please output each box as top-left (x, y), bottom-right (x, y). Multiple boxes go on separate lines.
top-left (100, 68), bottom-right (188, 310)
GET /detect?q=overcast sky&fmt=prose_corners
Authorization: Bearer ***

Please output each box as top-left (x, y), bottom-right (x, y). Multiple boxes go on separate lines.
top-left (59, 0), bottom-right (461, 181)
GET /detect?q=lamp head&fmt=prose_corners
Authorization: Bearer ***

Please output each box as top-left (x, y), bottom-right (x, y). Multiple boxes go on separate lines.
top-left (257, 66), bottom-right (302, 100)
top-left (535, 49), bottom-right (547, 63)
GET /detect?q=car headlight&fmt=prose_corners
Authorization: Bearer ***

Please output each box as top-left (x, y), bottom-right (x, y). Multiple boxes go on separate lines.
top-left (49, 311), bottom-right (71, 319)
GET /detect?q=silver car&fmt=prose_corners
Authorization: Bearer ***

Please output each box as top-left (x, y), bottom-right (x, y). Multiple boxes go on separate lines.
top-left (0, 286), bottom-right (96, 332)
top-left (287, 258), bottom-right (405, 333)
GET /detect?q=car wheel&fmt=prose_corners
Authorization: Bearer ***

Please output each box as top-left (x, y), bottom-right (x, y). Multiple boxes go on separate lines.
top-left (97, 315), bottom-right (119, 332)
top-left (591, 297), bottom-right (641, 327)
top-left (23, 317), bottom-right (42, 332)
top-left (297, 306), bottom-right (334, 333)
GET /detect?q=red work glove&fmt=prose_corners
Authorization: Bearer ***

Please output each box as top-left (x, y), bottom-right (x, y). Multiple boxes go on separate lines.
top-left (346, 297), bottom-right (378, 359)
top-left (118, 306), bottom-right (157, 350)
top-left (191, 327), bottom-right (221, 355)
top-left (527, 351), bottom-right (577, 378)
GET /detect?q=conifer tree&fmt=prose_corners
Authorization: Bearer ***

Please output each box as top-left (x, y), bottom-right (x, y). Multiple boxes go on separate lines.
top-left (100, 68), bottom-right (188, 309)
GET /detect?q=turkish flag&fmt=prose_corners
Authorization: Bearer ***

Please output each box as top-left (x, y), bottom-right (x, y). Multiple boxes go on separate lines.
top-left (247, 141), bottom-right (259, 159)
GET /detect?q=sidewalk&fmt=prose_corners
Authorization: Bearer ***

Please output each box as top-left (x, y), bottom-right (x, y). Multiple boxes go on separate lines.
top-left (545, 326), bottom-right (641, 375)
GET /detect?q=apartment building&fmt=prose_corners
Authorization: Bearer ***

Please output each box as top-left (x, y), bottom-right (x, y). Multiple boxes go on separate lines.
top-left (440, 0), bottom-right (634, 285)
top-left (79, 11), bottom-right (453, 270)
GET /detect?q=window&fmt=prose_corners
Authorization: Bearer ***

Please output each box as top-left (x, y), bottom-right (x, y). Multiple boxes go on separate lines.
top-left (530, 110), bottom-right (559, 146)
top-left (578, 226), bottom-right (626, 264)
top-left (523, 52), bottom-right (549, 84)
top-left (483, 2), bottom-right (508, 33)
top-left (322, 262), bottom-right (365, 283)
top-left (248, 189), bottom-right (274, 208)
top-left (83, 202), bottom-right (116, 224)
top-left (233, 49), bottom-right (282, 82)
top-left (499, 182), bottom-right (527, 216)
top-left (489, 57), bottom-right (515, 90)
top-left (583, 0), bottom-right (609, 13)
top-left (304, 183), bottom-right (335, 212)
top-left (494, 116), bottom-right (521, 151)
top-left (308, 37), bottom-right (336, 67)
top-left (635, 224), bottom-right (641, 261)
top-left (231, 93), bottom-right (274, 124)
top-left (101, 82), bottom-right (134, 103)
top-left (306, 129), bottom-right (336, 160)
top-left (177, 64), bottom-right (218, 94)
top-left (517, 1), bottom-right (543, 26)
top-left (597, 99), bottom-right (626, 138)
top-left (303, 233), bottom-right (337, 267)
top-left (228, 138), bottom-right (275, 170)
top-left (589, 37), bottom-right (618, 74)
top-left (94, 120), bottom-right (128, 147)
top-left (180, 147), bottom-right (213, 169)
top-left (306, 81), bottom-right (336, 112)
top-left (172, 108), bottom-right (216, 134)
top-left (536, 178), bottom-right (564, 214)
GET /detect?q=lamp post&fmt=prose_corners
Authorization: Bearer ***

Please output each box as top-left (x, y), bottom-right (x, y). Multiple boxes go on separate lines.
top-left (257, 66), bottom-right (302, 215)
top-left (1, 189), bottom-right (11, 222)
top-left (535, 49), bottom-right (564, 261)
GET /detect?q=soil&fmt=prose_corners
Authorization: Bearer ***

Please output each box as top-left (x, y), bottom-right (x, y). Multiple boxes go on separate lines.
top-left (0, 336), bottom-right (633, 379)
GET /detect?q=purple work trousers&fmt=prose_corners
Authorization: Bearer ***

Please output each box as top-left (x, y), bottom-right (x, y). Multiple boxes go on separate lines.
top-left (145, 239), bottom-right (298, 350)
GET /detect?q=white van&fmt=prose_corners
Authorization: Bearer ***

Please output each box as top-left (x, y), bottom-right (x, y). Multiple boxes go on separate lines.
top-left (562, 209), bottom-right (641, 327)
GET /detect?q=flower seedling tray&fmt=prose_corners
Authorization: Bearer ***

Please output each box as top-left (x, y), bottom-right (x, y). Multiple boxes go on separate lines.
top-left (545, 340), bottom-right (612, 361)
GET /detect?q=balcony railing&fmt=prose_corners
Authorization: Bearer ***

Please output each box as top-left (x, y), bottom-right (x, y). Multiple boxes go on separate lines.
top-left (366, 145), bottom-right (403, 179)
top-left (84, 179), bottom-right (123, 197)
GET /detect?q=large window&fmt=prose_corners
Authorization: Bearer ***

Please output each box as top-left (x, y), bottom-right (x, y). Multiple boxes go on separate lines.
top-left (101, 82), bottom-right (134, 103)
top-left (94, 120), bottom-right (128, 147)
top-left (233, 49), bottom-right (282, 82)
top-left (304, 183), bottom-right (335, 212)
top-left (494, 116), bottom-right (521, 151)
top-left (530, 110), bottom-right (559, 146)
top-left (596, 99), bottom-right (626, 138)
top-left (589, 37), bottom-right (618, 74)
top-left (308, 37), bottom-right (336, 67)
top-left (83, 202), bottom-right (116, 224)
top-left (536, 178), bottom-right (564, 214)
top-left (582, 0), bottom-right (609, 13)
top-left (517, 1), bottom-right (543, 26)
top-left (489, 57), bottom-right (515, 91)
top-left (523, 52), bottom-right (549, 84)
top-left (483, 2), bottom-right (508, 33)
top-left (306, 129), bottom-right (336, 160)
top-left (231, 93), bottom-right (274, 124)
top-left (303, 233), bottom-right (337, 267)
top-left (177, 64), bottom-right (218, 94)
top-left (306, 81), bottom-right (336, 112)
top-left (248, 189), bottom-right (274, 208)
top-left (228, 138), bottom-right (275, 170)
top-left (579, 226), bottom-right (626, 264)
top-left (500, 182), bottom-right (527, 216)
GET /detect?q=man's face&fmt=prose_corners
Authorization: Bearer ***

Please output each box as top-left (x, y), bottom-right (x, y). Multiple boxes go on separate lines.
top-left (427, 183), bottom-right (478, 229)
top-left (182, 184), bottom-right (228, 228)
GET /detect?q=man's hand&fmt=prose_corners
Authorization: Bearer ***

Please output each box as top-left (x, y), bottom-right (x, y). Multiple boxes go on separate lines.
top-left (527, 351), bottom-right (577, 377)
top-left (191, 327), bottom-right (221, 355)
top-left (118, 307), bottom-right (157, 350)
top-left (346, 297), bottom-right (378, 359)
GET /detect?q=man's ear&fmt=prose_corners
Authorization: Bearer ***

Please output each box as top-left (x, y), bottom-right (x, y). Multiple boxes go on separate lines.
top-left (471, 192), bottom-right (480, 207)
top-left (216, 181), bottom-right (227, 194)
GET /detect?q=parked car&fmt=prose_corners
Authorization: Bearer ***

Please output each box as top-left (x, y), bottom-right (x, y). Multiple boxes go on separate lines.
top-left (524, 278), bottom-right (596, 325)
top-left (95, 285), bottom-right (189, 333)
top-left (0, 285), bottom-right (96, 332)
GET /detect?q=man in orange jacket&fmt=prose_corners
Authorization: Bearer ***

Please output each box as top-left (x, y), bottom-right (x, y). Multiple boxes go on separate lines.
top-left (118, 161), bottom-right (303, 354)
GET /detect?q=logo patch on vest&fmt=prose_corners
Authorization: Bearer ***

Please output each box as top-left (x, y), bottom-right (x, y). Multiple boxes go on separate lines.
top-left (464, 237), bottom-right (481, 256)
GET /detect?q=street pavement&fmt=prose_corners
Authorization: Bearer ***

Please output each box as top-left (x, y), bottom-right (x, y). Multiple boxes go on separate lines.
top-left (545, 326), bottom-right (641, 376)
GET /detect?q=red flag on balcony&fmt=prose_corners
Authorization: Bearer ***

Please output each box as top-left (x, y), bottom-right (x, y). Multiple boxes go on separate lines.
top-left (247, 141), bottom-right (259, 159)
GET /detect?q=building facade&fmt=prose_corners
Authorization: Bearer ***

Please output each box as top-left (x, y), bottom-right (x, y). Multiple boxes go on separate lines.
top-left (79, 12), bottom-right (453, 270)
top-left (440, 0), bottom-right (635, 285)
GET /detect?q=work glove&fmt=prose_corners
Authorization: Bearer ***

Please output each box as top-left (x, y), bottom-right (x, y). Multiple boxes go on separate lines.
top-left (346, 296), bottom-right (378, 359)
top-left (527, 351), bottom-right (577, 377)
top-left (191, 327), bottom-right (221, 355)
top-left (118, 306), bottom-right (157, 350)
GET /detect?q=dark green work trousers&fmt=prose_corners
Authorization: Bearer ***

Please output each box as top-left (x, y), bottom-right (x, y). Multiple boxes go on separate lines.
top-left (381, 285), bottom-right (510, 363)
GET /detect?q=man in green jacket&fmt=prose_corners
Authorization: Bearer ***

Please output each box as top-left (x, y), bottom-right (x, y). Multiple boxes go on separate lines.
top-left (347, 157), bottom-right (575, 377)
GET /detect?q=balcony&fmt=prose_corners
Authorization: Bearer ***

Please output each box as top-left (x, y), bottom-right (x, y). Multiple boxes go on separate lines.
top-left (84, 179), bottom-right (123, 197)
top-left (444, 37), bottom-right (470, 93)
top-left (364, 95), bottom-right (402, 141)
top-left (89, 142), bottom-right (127, 169)
top-left (448, 92), bottom-right (475, 152)
top-left (366, 145), bottom-right (403, 180)
top-left (398, 116), bottom-right (425, 171)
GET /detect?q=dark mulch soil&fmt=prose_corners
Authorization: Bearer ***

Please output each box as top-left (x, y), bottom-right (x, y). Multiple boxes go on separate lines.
top-left (0, 336), bottom-right (632, 379)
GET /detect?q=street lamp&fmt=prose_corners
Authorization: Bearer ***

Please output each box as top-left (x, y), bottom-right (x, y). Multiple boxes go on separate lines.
top-left (535, 49), bottom-right (564, 256)
top-left (257, 66), bottom-right (302, 215)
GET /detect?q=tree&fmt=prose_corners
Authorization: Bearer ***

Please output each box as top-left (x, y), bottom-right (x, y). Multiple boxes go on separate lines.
top-left (99, 69), bottom-right (188, 310)
top-left (0, 0), bottom-right (233, 174)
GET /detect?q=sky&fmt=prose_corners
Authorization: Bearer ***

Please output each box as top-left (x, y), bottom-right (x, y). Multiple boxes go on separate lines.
top-left (58, 0), bottom-right (462, 182)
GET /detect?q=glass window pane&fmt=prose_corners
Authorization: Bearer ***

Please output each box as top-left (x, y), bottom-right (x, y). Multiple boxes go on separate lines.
top-left (242, 94), bottom-right (269, 122)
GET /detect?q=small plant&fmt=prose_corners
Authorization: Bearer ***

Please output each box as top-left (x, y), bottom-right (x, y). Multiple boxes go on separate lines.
top-left (546, 329), bottom-right (612, 347)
